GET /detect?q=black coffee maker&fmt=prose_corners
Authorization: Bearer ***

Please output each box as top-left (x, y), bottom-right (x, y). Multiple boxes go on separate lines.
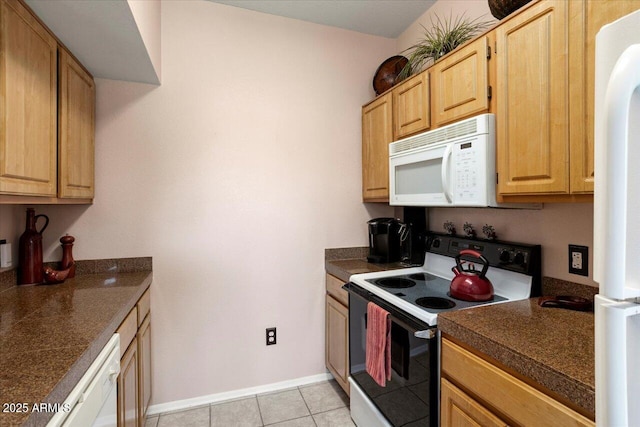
top-left (367, 218), bottom-right (406, 263)
top-left (400, 207), bottom-right (427, 266)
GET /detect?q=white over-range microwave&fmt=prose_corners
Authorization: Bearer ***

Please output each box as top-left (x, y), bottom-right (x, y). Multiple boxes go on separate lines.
top-left (389, 113), bottom-right (503, 207)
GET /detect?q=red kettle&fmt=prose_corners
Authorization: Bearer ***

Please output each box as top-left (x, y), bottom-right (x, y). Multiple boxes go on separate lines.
top-left (450, 249), bottom-right (494, 302)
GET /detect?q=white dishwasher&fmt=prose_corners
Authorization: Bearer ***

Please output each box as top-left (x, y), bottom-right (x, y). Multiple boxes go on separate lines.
top-left (48, 334), bottom-right (120, 427)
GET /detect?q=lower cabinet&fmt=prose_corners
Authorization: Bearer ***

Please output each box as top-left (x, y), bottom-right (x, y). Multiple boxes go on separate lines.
top-left (441, 338), bottom-right (594, 427)
top-left (119, 339), bottom-right (139, 427)
top-left (117, 288), bottom-right (151, 427)
top-left (325, 274), bottom-right (349, 395)
top-left (138, 314), bottom-right (152, 421)
top-left (441, 378), bottom-right (507, 427)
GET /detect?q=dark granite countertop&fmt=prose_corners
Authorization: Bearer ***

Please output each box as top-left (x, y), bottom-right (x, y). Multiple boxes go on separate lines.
top-left (0, 258), bottom-right (152, 427)
top-left (439, 297), bottom-right (595, 419)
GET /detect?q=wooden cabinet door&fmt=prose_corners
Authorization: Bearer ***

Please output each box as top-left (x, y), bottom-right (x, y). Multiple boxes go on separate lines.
top-left (137, 314), bottom-right (152, 424)
top-left (568, 1), bottom-right (640, 194)
top-left (442, 339), bottom-right (594, 427)
top-left (0, 0), bottom-right (57, 196)
top-left (362, 93), bottom-right (392, 202)
top-left (495, 0), bottom-right (570, 195)
top-left (58, 48), bottom-right (95, 199)
top-left (431, 36), bottom-right (491, 127)
top-left (393, 72), bottom-right (430, 139)
top-left (441, 378), bottom-right (507, 427)
top-left (118, 338), bottom-right (139, 427)
top-left (326, 294), bottom-right (349, 395)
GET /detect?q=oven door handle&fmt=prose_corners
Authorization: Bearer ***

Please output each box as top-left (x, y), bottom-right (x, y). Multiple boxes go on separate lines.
top-left (414, 329), bottom-right (437, 340)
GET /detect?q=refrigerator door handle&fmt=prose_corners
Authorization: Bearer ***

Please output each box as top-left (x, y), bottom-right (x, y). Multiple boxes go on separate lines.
top-left (595, 295), bottom-right (640, 427)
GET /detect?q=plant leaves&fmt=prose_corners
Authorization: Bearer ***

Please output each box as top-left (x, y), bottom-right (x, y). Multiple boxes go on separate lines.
top-left (397, 12), bottom-right (493, 81)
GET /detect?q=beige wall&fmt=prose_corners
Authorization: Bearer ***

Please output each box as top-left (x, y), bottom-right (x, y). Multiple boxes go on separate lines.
top-left (19, 0), bottom-right (396, 407)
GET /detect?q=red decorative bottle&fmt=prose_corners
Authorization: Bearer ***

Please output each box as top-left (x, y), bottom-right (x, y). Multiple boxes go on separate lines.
top-left (60, 235), bottom-right (76, 278)
top-left (18, 208), bottom-right (49, 285)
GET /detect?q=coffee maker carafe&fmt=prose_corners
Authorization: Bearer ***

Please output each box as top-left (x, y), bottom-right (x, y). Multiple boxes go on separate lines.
top-left (367, 218), bottom-right (406, 263)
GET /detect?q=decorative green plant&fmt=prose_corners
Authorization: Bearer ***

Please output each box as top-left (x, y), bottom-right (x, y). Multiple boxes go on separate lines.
top-left (398, 13), bottom-right (493, 81)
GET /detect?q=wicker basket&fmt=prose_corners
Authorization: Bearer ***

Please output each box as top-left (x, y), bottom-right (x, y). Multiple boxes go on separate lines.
top-left (488, 0), bottom-right (533, 20)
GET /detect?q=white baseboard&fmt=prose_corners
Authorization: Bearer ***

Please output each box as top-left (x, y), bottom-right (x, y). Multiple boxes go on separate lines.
top-left (147, 372), bottom-right (334, 416)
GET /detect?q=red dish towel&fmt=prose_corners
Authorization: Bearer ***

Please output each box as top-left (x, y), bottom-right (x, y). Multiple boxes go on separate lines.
top-left (366, 302), bottom-right (391, 387)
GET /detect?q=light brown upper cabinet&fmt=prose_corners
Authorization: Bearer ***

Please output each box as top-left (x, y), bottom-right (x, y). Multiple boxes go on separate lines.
top-left (495, 0), bottom-right (570, 196)
top-left (431, 36), bottom-right (492, 127)
top-left (363, 71), bottom-right (430, 202)
top-left (0, 0), bottom-right (57, 197)
top-left (362, 93), bottom-right (393, 202)
top-left (495, 0), bottom-right (640, 200)
top-left (58, 49), bottom-right (95, 199)
top-left (568, 0), bottom-right (640, 195)
top-left (393, 72), bottom-right (430, 140)
top-left (361, 0), bottom-right (639, 203)
top-left (0, 0), bottom-right (95, 203)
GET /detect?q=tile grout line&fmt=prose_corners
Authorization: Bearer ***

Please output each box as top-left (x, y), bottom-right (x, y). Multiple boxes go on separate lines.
top-left (297, 386), bottom-right (318, 427)
top-left (255, 394), bottom-right (266, 426)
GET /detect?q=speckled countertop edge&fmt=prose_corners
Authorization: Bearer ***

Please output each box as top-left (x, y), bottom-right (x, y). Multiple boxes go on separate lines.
top-left (0, 258), bottom-right (152, 427)
top-left (324, 247), bottom-right (369, 261)
top-left (324, 247), bottom-right (407, 283)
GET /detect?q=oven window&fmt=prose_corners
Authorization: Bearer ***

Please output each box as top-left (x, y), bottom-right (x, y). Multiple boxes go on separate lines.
top-left (349, 290), bottom-right (436, 427)
top-left (394, 158), bottom-right (443, 195)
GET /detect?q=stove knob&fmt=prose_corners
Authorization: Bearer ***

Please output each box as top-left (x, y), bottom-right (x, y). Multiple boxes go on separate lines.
top-left (499, 250), bottom-right (511, 263)
top-left (514, 252), bottom-right (525, 265)
top-left (432, 238), bottom-right (441, 248)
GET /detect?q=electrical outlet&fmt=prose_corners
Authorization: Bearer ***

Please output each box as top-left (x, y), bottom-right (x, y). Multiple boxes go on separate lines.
top-left (569, 245), bottom-right (588, 276)
top-left (0, 240), bottom-right (11, 268)
top-left (266, 327), bottom-right (276, 346)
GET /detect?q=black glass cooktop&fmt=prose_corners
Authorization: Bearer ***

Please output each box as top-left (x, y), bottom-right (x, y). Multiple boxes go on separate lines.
top-left (365, 272), bottom-right (506, 313)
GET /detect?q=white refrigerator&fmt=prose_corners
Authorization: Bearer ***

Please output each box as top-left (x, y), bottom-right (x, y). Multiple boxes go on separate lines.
top-left (594, 9), bottom-right (640, 427)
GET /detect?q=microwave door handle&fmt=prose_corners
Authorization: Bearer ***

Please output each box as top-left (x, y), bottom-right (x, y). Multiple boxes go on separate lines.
top-left (441, 144), bottom-right (453, 203)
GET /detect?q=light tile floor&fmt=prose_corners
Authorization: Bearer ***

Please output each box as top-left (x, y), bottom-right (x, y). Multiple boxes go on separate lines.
top-left (145, 380), bottom-right (355, 427)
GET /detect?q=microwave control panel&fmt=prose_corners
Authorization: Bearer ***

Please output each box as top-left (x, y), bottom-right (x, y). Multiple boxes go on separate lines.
top-left (452, 140), bottom-right (487, 203)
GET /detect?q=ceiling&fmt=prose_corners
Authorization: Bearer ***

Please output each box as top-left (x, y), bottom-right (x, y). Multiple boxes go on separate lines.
top-left (23, 0), bottom-right (435, 84)
top-left (207, 0), bottom-right (436, 38)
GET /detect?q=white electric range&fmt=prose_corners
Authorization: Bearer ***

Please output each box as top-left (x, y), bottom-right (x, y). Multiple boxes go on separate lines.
top-left (345, 232), bottom-right (541, 427)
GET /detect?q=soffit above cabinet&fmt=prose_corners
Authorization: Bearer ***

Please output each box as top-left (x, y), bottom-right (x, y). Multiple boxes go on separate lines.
top-left (25, 0), bottom-right (161, 85)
